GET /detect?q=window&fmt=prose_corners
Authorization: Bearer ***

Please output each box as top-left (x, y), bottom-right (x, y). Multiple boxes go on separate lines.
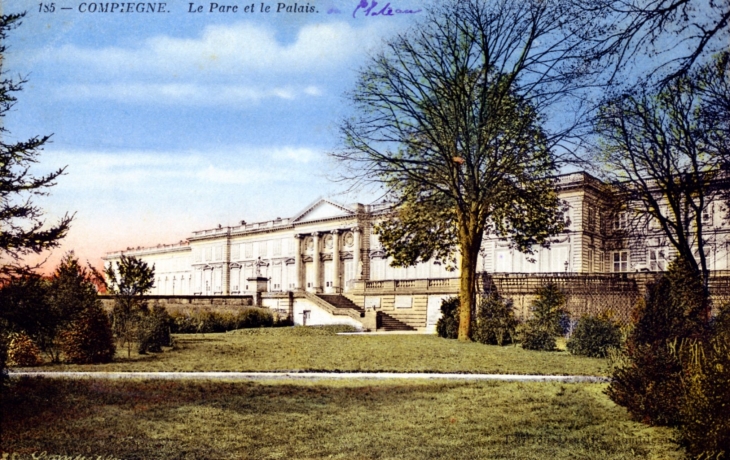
top-left (231, 244), bottom-right (240, 260)
top-left (215, 246), bottom-right (223, 261)
top-left (257, 241), bottom-right (269, 257)
top-left (586, 206), bottom-right (596, 231)
top-left (650, 206), bottom-right (667, 230)
top-left (613, 212), bottom-right (627, 230)
top-left (612, 251), bottom-right (629, 272)
top-left (702, 204), bottom-right (714, 226)
top-left (273, 239), bottom-right (282, 256)
top-left (587, 249), bottom-right (594, 273)
top-left (205, 247), bottom-right (213, 262)
top-left (648, 248), bottom-right (666, 271)
top-left (193, 248), bottom-right (201, 263)
top-left (244, 243), bottom-right (253, 258)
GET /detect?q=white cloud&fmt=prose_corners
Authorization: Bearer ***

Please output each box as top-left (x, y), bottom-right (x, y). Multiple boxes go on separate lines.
top-left (50, 21), bottom-right (387, 78)
top-left (270, 147), bottom-right (321, 163)
top-left (56, 83), bottom-right (323, 105)
top-left (43, 147), bottom-right (324, 190)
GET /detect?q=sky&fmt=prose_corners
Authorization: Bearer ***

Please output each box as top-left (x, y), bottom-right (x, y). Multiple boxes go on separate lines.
top-left (3, 0), bottom-right (424, 270)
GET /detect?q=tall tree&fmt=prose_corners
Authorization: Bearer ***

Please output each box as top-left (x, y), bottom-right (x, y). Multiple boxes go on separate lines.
top-left (333, 0), bottom-right (593, 340)
top-left (580, 0), bottom-right (730, 85)
top-left (0, 13), bottom-right (72, 278)
top-left (104, 255), bottom-right (155, 357)
top-left (593, 53), bottom-right (729, 294)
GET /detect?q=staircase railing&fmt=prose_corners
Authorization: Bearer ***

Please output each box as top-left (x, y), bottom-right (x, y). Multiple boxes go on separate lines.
top-left (302, 292), bottom-right (364, 320)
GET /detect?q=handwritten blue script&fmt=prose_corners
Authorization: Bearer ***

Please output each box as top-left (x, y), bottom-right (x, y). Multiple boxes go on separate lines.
top-left (352, 0), bottom-right (422, 18)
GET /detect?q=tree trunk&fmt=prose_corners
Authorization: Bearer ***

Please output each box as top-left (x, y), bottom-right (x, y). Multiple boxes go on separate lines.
top-left (457, 235), bottom-right (481, 341)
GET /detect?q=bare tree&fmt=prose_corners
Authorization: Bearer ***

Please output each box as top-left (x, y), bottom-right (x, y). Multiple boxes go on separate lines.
top-left (580, 0), bottom-right (730, 85)
top-left (593, 53), bottom-right (730, 294)
top-left (333, 0), bottom-right (595, 340)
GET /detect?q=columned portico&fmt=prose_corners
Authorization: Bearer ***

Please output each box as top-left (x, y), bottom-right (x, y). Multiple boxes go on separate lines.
top-left (332, 230), bottom-right (341, 293)
top-left (294, 234), bottom-right (303, 291)
top-left (353, 227), bottom-right (362, 280)
top-left (312, 232), bottom-right (322, 292)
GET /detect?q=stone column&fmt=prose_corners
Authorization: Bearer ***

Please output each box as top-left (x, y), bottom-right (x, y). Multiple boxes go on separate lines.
top-left (312, 232), bottom-right (322, 292)
top-left (294, 234), bottom-right (303, 291)
top-left (353, 227), bottom-right (362, 280)
top-left (332, 230), bottom-right (341, 293)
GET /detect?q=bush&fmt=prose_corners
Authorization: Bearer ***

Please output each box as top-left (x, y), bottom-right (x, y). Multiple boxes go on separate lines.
top-left (435, 297), bottom-right (460, 339)
top-left (567, 315), bottom-right (622, 358)
top-left (677, 336), bottom-right (730, 459)
top-left (520, 283), bottom-right (568, 351)
top-left (607, 258), bottom-right (709, 427)
top-left (520, 328), bottom-right (556, 351)
top-left (138, 304), bottom-right (172, 354)
top-left (170, 308), bottom-right (275, 334)
top-left (60, 304), bottom-right (115, 364)
top-left (0, 328), bottom-right (8, 389)
top-left (7, 332), bottom-right (43, 367)
top-left (238, 307), bottom-right (274, 329)
top-left (471, 293), bottom-right (518, 346)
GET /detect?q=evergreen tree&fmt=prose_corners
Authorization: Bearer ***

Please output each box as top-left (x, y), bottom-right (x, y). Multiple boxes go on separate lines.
top-left (607, 258), bottom-right (709, 426)
top-left (521, 283), bottom-right (569, 351)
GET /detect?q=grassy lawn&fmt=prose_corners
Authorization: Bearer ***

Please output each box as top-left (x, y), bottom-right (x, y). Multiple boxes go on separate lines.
top-left (2, 377), bottom-right (682, 460)
top-left (22, 327), bottom-right (611, 376)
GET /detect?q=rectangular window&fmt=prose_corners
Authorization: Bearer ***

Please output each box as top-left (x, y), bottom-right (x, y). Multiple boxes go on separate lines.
top-left (273, 239), bottom-right (282, 256)
top-left (205, 247), bottom-right (213, 262)
top-left (586, 206), bottom-right (596, 231)
top-left (288, 239), bottom-right (295, 255)
top-left (215, 246), bottom-right (223, 261)
top-left (702, 203), bottom-right (713, 226)
top-left (231, 244), bottom-right (240, 260)
top-left (613, 251), bottom-right (629, 272)
top-left (613, 212), bottom-right (627, 230)
top-left (587, 249), bottom-right (594, 273)
top-left (648, 248), bottom-right (666, 271)
top-left (193, 249), bottom-right (201, 263)
top-left (244, 243), bottom-right (253, 258)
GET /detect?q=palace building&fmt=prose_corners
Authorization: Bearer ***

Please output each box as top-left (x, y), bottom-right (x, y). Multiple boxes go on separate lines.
top-left (104, 171), bottom-right (730, 332)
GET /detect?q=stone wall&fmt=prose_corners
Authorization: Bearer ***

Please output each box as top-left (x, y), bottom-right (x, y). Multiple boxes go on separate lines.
top-left (99, 295), bottom-right (254, 316)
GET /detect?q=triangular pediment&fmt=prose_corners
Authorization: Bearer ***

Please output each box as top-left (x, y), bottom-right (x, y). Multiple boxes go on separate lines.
top-left (292, 198), bottom-right (355, 223)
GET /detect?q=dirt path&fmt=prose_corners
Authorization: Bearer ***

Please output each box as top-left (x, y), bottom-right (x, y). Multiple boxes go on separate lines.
top-left (8, 371), bottom-right (609, 383)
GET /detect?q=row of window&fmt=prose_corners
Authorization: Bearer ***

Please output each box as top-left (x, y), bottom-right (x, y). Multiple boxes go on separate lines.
top-left (193, 239), bottom-right (297, 263)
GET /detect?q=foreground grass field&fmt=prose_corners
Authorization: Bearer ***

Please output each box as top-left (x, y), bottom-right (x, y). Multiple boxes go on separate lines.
top-left (24, 327), bottom-right (611, 376)
top-left (2, 377), bottom-right (682, 459)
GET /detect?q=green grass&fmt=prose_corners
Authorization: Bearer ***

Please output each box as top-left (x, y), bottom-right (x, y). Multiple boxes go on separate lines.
top-left (23, 326), bottom-right (611, 376)
top-left (2, 377), bottom-right (682, 459)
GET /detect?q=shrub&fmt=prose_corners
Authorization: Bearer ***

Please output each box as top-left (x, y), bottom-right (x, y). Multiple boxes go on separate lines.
top-left (170, 308), bottom-right (275, 334)
top-left (138, 304), bottom-right (172, 354)
top-left (677, 336), bottom-right (730, 459)
top-left (567, 315), bottom-right (622, 358)
top-left (7, 331), bottom-right (42, 367)
top-left (520, 328), bottom-right (556, 351)
top-left (0, 328), bottom-right (8, 389)
top-left (607, 258), bottom-right (709, 427)
top-left (60, 304), bottom-right (115, 364)
top-left (435, 297), bottom-right (460, 339)
top-left (520, 283), bottom-right (568, 351)
top-left (471, 293), bottom-right (518, 346)
top-left (238, 307), bottom-right (274, 329)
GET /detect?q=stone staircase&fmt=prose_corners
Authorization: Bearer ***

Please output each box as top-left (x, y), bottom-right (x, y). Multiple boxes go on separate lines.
top-left (315, 294), bottom-right (416, 331)
top-left (377, 311), bottom-right (417, 331)
top-left (316, 294), bottom-right (365, 316)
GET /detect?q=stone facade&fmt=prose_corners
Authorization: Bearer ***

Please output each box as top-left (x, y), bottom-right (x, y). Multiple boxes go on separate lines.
top-left (104, 172), bottom-right (730, 331)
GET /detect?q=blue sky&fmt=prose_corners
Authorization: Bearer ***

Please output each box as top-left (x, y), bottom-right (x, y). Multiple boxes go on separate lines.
top-left (5, 1), bottom-right (423, 268)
